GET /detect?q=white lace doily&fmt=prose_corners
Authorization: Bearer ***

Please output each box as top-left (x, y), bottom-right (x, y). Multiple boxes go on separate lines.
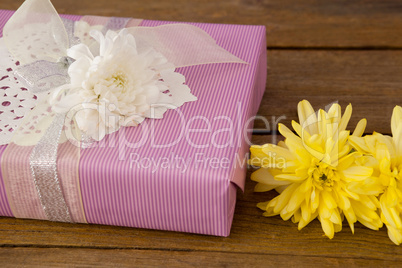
top-left (0, 21), bottom-right (97, 146)
top-left (0, 38), bottom-right (48, 145)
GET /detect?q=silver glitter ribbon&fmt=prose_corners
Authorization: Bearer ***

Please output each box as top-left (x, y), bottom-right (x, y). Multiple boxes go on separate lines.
top-left (14, 60), bottom-right (70, 93)
top-left (30, 113), bottom-right (72, 222)
top-left (20, 17), bottom-right (130, 222)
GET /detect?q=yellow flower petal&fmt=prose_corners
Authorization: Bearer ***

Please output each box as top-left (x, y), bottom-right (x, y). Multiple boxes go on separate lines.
top-left (337, 152), bottom-right (357, 171)
top-left (321, 190), bottom-right (337, 210)
top-left (380, 193), bottom-right (402, 229)
top-left (310, 188), bottom-right (320, 212)
top-left (292, 120), bottom-right (308, 139)
top-left (348, 180), bottom-right (383, 196)
top-left (277, 140), bottom-right (288, 148)
top-left (275, 185), bottom-right (289, 194)
top-left (364, 134), bottom-right (378, 153)
top-left (343, 208), bottom-right (356, 234)
top-left (352, 118), bottom-right (367, 137)
top-left (318, 109), bottom-right (328, 141)
top-left (278, 124), bottom-right (301, 146)
top-left (393, 123), bottom-right (402, 161)
top-left (275, 174), bottom-right (305, 182)
top-left (257, 201), bottom-right (270, 211)
top-left (291, 209), bottom-right (301, 224)
top-left (254, 183), bottom-right (276, 192)
top-left (319, 216), bottom-right (335, 239)
top-left (342, 166), bottom-right (373, 181)
top-left (298, 100), bottom-right (318, 136)
top-left (337, 192), bottom-right (351, 210)
top-left (251, 168), bottom-right (290, 192)
top-left (262, 211), bottom-right (278, 217)
top-left (357, 216), bottom-right (382, 230)
top-left (318, 203), bottom-right (332, 219)
top-left (349, 135), bottom-right (370, 153)
top-left (330, 209), bottom-right (342, 225)
top-left (273, 183), bottom-right (300, 214)
top-left (327, 103), bottom-right (341, 126)
top-left (375, 142), bottom-right (391, 167)
top-left (333, 222), bottom-right (342, 233)
top-left (261, 144), bottom-right (295, 161)
top-left (283, 186), bottom-right (306, 216)
top-left (338, 104), bottom-right (352, 133)
top-left (359, 195), bottom-right (377, 211)
top-left (391, 106), bottom-right (402, 138)
top-left (385, 186), bottom-right (398, 208)
top-left (298, 210), bottom-right (318, 230)
top-left (351, 200), bottom-right (381, 225)
top-left (386, 224), bottom-right (402, 245)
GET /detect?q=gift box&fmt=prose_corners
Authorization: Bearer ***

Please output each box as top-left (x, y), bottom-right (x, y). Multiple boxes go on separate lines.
top-left (0, 4), bottom-right (266, 236)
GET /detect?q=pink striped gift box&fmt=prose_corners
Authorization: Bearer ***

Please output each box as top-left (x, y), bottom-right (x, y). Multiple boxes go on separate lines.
top-left (0, 9), bottom-right (266, 236)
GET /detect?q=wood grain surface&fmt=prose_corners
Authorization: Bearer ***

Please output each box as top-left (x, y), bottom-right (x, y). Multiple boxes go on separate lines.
top-left (3, 0), bottom-right (402, 48)
top-left (257, 50), bottom-right (402, 135)
top-left (1, 0), bottom-right (402, 267)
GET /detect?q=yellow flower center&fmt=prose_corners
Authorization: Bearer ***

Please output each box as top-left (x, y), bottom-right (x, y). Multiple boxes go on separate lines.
top-left (310, 161), bottom-right (338, 190)
top-left (111, 71), bottom-right (128, 89)
top-left (95, 71), bottom-right (130, 100)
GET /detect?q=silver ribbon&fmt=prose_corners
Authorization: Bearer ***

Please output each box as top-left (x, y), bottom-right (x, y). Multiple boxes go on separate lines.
top-left (14, 60), bottom-right (70, 93)
top-left (30, 113), bottom-right (71, 222)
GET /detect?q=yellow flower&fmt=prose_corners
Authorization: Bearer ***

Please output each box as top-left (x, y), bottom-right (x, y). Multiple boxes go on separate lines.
top-left (349, 106), bottom-right (402, 244)
top-left (250, 100), bottom-right (382, 239)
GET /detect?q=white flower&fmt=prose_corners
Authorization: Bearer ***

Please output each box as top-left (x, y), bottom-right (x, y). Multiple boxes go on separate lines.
top-left (51, 29), bottom-right (197, 141)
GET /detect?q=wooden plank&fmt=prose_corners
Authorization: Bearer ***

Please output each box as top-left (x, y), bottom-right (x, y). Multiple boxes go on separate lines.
top-left (0, 136), bottom-right (402, 264)
top-left (0, 247), bottom-right (399, 267)
top-left (2, 0), bottom-right (402, 48)
top-left (0, 184), bottom-right (400, 260)
top-left (255, 50), bottom-right (402, 134)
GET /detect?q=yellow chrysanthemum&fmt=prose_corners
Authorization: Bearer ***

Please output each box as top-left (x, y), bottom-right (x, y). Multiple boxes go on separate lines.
top-left (250, 100), bottom-right (383, 239)
top-left (349, 106), bottom-right (402, 244)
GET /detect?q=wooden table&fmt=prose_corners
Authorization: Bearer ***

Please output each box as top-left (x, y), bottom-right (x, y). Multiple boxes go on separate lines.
top-left (1, 0), bottom-right (402, 266)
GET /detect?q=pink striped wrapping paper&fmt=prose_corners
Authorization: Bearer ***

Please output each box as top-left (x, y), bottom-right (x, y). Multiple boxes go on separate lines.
top-left (0, 10), bottom-right (266, 236)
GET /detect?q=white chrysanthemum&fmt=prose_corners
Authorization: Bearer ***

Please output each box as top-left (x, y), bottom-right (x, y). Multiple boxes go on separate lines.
top-left (51, 29), bottom-right (197, 140)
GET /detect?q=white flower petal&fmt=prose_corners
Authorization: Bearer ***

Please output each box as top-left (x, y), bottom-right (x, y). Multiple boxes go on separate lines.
top-left (68, 57), bottom-right (92, 87)
top-left (67, 43), bottom-right (94, 61)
